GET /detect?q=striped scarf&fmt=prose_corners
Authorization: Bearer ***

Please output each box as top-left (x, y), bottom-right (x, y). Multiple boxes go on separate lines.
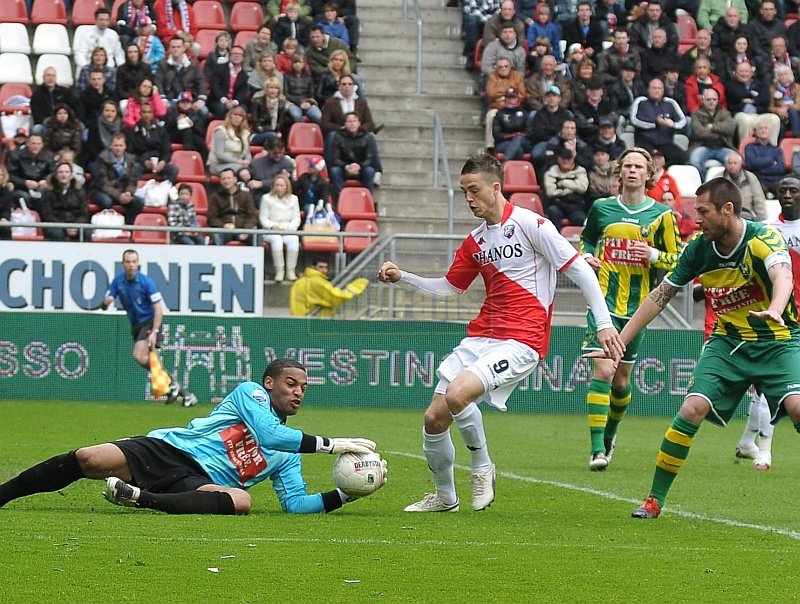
top-left (126, 2), bottom-right (148, 27)
top-left (165, 0), bottom-right (191, 32)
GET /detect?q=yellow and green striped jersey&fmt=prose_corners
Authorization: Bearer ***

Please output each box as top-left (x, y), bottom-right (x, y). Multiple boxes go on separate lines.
top-left (581, 196), bottom-right (681, 318)
top-left (666, 220), bottom-right (799, 341)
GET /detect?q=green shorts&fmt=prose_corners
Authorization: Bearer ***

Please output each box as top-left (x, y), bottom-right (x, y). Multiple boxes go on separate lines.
top-left (690, 336), bottom-right (800, 427)
top-left (581, 312), bottom-right (645, 364)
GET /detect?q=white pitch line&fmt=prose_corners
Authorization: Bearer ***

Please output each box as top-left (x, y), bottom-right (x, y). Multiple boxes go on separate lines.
top-left (389, 450), bottom-right (800, 541)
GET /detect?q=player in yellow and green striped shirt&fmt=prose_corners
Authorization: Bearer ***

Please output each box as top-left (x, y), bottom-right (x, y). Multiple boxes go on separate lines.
top-left (588, 177), bottom-right (800, 519)
top-left (580, 148), bottom-right (682, 471)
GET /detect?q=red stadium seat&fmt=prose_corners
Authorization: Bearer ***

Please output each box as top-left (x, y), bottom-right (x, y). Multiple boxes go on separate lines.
top-left (0, 83), bottom-right (33, 114)
top-left (0, 0), bottom-right (29, 25)
top-left (132, 213), bottom-right (169, 244)
top-left (337, 187), bottom-right (378, 221)
top-left (502, 160), bottom-right (540, 193)
top-left (677, 14), bottom-right (697, 44)
top-left (172, 150), bottom-right (207, 183)
top-left (294, 154), bottom-right (330, 181)
top-left (287, 122), bottom-right (324, 155)
top-left (205, 119), bottom-right (225, 150)
top-left (10, 209), bottom-right (44, 241)
top-left (738, 135), bottom-right (756, 158)
top-left (31, 0), bottom-right (68, 25)
top-left (192, 1), bottom-right (227, 30)
top-left (509, 192), bottom-right (544, 214)
top-left (474, 38), bottom-right (483, 71)
top-left (343, 219), bottom-right (379, 254)
top-left (195, 29), bottom-right (227, 60)
top-left (234, 30), bottom-right (258, 49)
top-left (71, 0), bottom-right (106, 26)
top-left (195, 214), bottom-right (210, 244)
top-left (230, 3), bottom-right (264, 32)
top-left (779, 137), bottom-right (800, 171)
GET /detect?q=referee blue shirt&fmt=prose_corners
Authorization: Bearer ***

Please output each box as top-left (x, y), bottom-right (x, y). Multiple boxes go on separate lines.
top-left (106, 271), bottom-right (162, 325)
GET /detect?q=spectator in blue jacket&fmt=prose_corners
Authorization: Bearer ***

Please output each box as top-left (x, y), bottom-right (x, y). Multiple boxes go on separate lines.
top-left (744, 118), bottom-right (787, 197)
top-left (317, 3), bottom-right (350, 47)
top-left (527, 4), bottom-right (562, 62)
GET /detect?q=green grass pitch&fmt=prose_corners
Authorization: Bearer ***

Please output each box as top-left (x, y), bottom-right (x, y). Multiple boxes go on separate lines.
top-left (2, 400), bottom-right (800, 602)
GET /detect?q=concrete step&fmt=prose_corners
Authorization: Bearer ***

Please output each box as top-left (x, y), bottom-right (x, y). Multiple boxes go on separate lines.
top-left (359, 64), bottom-right (473, 84)
top-left (360, 48), bottom-right (466, 66)
top-left (379, 122), bottom-right (483, 142)
top-left (359, 35), bottom-right (463, 54)
top-left (368, 77), bottom-right (479, 96)
top-left (363, 0), bottom-right (457, 9)
top-left (377, 216), bottom-right (479, 236)
top-left (377, 153), bottom-right (471, 173)
top-left (377, 136), bottom-right (484, 157)
top-left (369, 107), bottom-right (482, 127)
top-left (368, 93), bottom-right (480, 113)
top-left (359, 6), bottom-right (462, 25)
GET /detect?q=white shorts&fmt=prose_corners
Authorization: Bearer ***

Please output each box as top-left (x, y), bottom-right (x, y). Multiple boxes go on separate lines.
top-left (434, 336), bottom-right (539, 411)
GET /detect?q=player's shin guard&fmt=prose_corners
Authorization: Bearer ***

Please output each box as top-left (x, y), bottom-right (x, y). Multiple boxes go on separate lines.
top-left (423, 428), bottom-right (457, 504)
top-left (452, 402), bottom-right (492, 473)
top-left (587, 379), bottom-right (611, 454)
top-left (0, 451), bottom-right (83, 507)
top-left (649, 416), bottom-right (700, 505)
top-left (605, 384), bottom-right (632, 441)
top-left (136, 490), bottom-right (237, 515)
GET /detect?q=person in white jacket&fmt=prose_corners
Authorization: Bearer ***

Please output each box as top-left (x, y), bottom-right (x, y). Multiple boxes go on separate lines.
top-left (260, 174), bottom-right (301, 282)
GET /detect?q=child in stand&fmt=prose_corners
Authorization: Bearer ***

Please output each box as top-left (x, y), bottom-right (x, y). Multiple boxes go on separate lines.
top-left (276, 38), bottom-right (300, 75)
top-left (167, 183), bottom-right (204, 244)
top-left (296, 157), bottom-right (332, 213)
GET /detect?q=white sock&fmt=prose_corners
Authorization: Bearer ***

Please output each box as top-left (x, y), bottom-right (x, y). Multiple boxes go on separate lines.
top-left (756, 394), bottom-right (774, 441)
top-left (739, 397), bottom-right (760, 447)
top-left (757, 436), bottom-right (773, 455)
top-left (452, 402), bottom-right (493, 473)
top-left (423, 429), bottom-right (457, 504)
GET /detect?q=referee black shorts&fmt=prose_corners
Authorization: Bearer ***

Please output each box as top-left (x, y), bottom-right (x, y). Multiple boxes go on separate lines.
top-left (131, 320), bottom-right (164, 347)
top-left (112, 436), bottom-right (214, 493)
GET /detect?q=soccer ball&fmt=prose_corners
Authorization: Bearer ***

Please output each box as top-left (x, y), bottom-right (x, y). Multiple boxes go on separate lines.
top-left (333, 451), bottom-right (385, 497)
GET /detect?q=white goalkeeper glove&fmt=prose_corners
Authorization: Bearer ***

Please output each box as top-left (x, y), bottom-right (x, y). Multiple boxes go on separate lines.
top-left (318, 437), bottom-right (377, 455)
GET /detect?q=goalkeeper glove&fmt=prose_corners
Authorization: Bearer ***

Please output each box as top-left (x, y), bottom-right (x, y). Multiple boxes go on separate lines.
top-left (344, 277), bottom-right (369, 296)
top-left (318, 437), bottom-right (377, 455)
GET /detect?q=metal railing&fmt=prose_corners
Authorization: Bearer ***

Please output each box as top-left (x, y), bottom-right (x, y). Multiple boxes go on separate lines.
top-left (432, 113), bottom-right (456, 258)
top-left (401, 0), bottom-right (424, 94)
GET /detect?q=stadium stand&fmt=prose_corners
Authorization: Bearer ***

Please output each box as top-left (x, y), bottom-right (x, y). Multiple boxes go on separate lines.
top-left (509, 192), bottom-right (544, 214)
top-left (0, 23), bottom-right (32, 54)
top-left (337, 187), bottom-right (378, 221)
top-left (31, 0), bottom-right (69, 26)
top-left (132, 213), bottom-right (170, 244)
top-left (230, 3), bottom-right (264, 32)
top-left (0, 0), bottom-right (29, 25)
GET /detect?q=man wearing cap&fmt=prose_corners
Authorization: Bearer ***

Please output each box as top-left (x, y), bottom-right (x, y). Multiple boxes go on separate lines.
top-left (543, 146), bottom-right (589, 230)
top-left (562, 1), bottom-right (604, 61)
top-left (529, 85), bottom-right (574, 172)
top-left (588, 144), bottom-right (617, 201)
top-left (244, 138), bottom-right (296, 202)
top-left (164, 91), bottom-right (208, 160)
top-left (598, 29), bottom-right (642, 88)
top-left (296, 157), bottom-right (332, 212)
top-left (492, 88), bottom-right (530, 160)
top-left (630, 77), bottom-right (689, 166)
top-left (154, 36), bottom-right (208, 117)
top-left (607, 60), bottom-right (646, 121)
top-left (574, 79), bottom-right (619, 145)
top-left (481, 21), bottom-right (526, 76)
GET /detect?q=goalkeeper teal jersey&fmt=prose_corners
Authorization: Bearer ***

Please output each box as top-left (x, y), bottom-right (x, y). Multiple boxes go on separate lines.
top-left (149, 381), bottom-right (326, 513)
top-left (581, 195), bottom-right (681, 318)
top-left (666, 220), bottom-right (799, 341)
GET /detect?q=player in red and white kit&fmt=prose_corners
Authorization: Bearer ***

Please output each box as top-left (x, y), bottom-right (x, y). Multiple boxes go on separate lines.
top-left (377, 154), bottom-right (625, 512)
top-left (733, 176), bottom-right (800, 470)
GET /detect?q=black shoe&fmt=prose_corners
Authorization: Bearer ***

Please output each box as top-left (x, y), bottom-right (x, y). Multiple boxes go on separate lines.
top-left (373, 124), bottom-right (384, 135)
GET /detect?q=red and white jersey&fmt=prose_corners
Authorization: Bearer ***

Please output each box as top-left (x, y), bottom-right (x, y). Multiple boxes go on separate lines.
top-left (445, 203), bottom-right (579, 356)
top-left (772, 215), bottom-right (800, 302)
